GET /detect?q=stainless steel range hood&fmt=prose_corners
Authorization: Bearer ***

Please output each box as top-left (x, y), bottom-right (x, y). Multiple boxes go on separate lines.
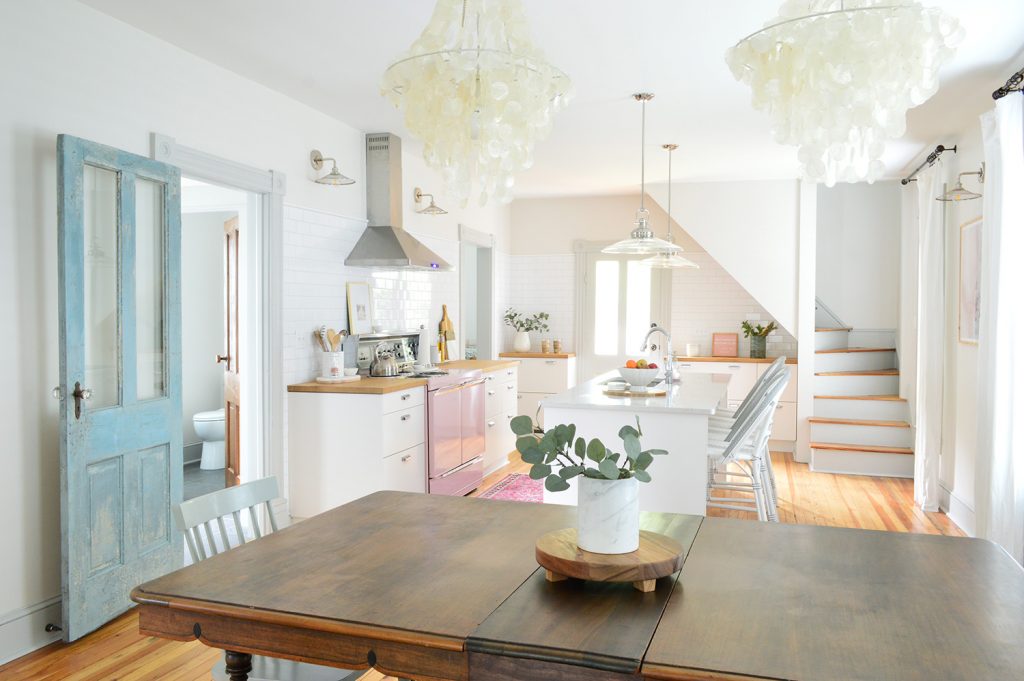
top-left (344, 133), bottom-right (453, 271)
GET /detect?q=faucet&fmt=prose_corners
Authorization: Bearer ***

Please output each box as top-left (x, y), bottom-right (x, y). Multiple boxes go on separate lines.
top-left (640, 322), bottom-right (676, 385)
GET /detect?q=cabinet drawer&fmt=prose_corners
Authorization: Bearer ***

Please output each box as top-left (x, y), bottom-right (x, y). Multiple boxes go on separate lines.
top-left (381, 444), bottom-right (425, 494)
top-left (517, 358), bottom-right (570, 393)
top-left (676, 362), bottom-right (757, 402)
top-left (382, 386), bottom-right (425, 414)
top-left (500, 380), bottom-right (518, 414)
top-left (484, 411), bottom-right (516, 472)
top-left (485, 381), bottom-right (503, 418)
top-left (770, 401), bottom-right (797, 441)
top-left (382, 406), bottom-right (425, 456)
top-left (517, 392), bottom-right (549, 428)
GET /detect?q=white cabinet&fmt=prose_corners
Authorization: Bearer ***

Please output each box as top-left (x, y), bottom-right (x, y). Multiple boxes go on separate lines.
top-left (288, 387), bottom-right (427, 519)
top-left (508, 356), bottom-right (577, 429)
top-left (482, 365), bottom-right (518, 475)
top-left (676, 360), bottom-right (798, 442)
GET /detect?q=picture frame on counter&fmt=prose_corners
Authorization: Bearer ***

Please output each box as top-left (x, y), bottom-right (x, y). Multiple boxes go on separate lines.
top-left (711, 332), bottom-right (739, 357)
top-left (346, 281), bottom-right (373, 335)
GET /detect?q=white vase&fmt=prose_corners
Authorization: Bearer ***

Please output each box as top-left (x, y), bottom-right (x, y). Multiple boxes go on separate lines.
top-left (513, 330), bottom-right (531, 352)
top-left (577, 476), bottom-right (640, 554)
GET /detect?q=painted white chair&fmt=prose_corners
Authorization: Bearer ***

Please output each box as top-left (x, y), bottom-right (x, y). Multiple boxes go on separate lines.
top-left (709, 356), bottom-right (787, 434)
top-left (706, 371), bottom-right (789, 521)
top-left (174, 477), bottom-right (363, 681)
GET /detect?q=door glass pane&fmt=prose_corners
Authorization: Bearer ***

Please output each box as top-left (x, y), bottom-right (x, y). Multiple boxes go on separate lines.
top-left (83, 164), bottom-right (120, 409)
top-left (136, 178), bottom-right (166, 400)
top-left (593, 260), bottom-right (619, 356)
top-left (625, 260), bottom-right (652, 353)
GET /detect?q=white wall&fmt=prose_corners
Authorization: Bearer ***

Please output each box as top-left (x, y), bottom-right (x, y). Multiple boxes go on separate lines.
top-left (180, 211), bottom-right (230, 455)
top-left (937, 121), bottom-right (985, 535)
top-left (506, 194), bottom-right (797, 357)
top-left (0, 0), bottom-right (367, 659)
top-left (816, 181), bottom-right (901, 330)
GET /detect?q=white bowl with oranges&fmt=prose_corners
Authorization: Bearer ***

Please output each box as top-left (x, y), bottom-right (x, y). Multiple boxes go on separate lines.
top-left (617, 359), bottom-right (660, 387)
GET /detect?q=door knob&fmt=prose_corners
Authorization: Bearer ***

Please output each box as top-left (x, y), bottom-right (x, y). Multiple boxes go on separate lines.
top-left (216, 354), bottom-right (231, 364)
top-left (71, 381), bottom-right (92, 420)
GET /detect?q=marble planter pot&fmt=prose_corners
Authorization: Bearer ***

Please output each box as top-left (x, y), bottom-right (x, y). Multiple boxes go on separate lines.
top-left (577, 476), bottom-right (640, 554)
top-left (513, 331), bottom-right (531, 352)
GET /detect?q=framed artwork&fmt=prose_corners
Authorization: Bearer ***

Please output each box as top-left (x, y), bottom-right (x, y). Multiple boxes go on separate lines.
top-left (346, 281), bottom-right (373, 336)
top-left (712, 332), bottom-right (739, 357)
top-left (959, 217), bottom-right (982, 345)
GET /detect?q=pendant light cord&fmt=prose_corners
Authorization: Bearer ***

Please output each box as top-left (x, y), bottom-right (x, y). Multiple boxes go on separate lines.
top-left (666, 146), bottom-right (673, 243)
top-left (640, 96), bottom-right (646, 211)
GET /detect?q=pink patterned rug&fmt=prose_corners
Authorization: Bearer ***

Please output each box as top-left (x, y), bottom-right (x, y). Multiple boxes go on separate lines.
top-left (479, 473), bottom-right (543, 503)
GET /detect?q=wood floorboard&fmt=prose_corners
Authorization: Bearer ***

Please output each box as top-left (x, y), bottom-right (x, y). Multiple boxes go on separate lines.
top-left (0, 451), bottom-right (962, 681)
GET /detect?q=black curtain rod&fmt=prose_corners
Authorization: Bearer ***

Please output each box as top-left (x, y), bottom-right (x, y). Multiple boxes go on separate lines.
top-left (900, 144), bottom-right (957, 185)
top-left (993, 65), bottom-right (1024, 100)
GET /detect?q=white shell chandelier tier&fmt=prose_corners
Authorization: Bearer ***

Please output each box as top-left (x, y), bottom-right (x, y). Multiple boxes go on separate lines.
top-left (381, 0), bottom-right (572, 205)
top-left (725, 0), bottom-right (963, 185)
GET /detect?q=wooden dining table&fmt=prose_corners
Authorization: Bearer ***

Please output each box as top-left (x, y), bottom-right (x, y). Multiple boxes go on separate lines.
top-left (132, 491), bottom-right (1024, 681)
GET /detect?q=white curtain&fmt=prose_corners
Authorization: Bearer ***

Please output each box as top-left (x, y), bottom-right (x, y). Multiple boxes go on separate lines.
top-left (913, 164), bottom-right (944, 512)
top-left (975, 94), bottom-right (1024, 564)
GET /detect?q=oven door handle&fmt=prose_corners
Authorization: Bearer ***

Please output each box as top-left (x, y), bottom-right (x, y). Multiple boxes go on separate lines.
top-left (461, 378), bottom-right (486, 389)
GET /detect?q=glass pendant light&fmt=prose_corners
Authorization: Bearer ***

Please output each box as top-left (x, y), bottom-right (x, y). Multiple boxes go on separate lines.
top-left (643, 143), bottom-right (699, 269)
top-left (603, 93), bottom-right (682, 255)
top-left (937, 164), bottom-right (985, 202)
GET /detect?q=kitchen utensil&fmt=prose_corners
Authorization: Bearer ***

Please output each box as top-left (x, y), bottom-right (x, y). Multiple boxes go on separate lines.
top-left (439, 304), bottom-right (455, 341)
top-left (313, 329), bottom-right (329, 352)
top-left (370, 345), bottom-right (401, 377)
top-left (319, 325), bottom-right (331, 352)
top-left (327, 329), bottom-right (342, 351)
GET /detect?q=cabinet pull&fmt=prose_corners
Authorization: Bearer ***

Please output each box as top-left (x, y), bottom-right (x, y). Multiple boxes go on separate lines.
top-left (486, 375), bottom-right (494, 381)
top-left (401, 454), bottom-right (412, 462)
top-left (400, 414), bottom-right (411, 421)
top-left (545, 360), bottom-right (556, 364)
top-left (679, 363), bottom-right (692, 367)
top-left (506, 384), bottom-right (514, 390)
top-left (728, 364), bottom-right (741, 369)
top-left (776, 404), bottom-right (784, 410)
top-left (506, 369), bottom-right (514, 375)
top-left (400, 393), bottom-right (411, 401)
top-left (487, 419), bottom-right (496, 427)
top-left (487, 390), bottom-right (496, 396)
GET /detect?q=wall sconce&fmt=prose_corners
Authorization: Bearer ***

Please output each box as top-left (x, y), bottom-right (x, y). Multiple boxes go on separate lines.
top-left (310, 149), bottom-right (355, 186)
top-left (414, 187), bottom-right (447, 215)
top-left (937, 163), bottom-right (984, 202)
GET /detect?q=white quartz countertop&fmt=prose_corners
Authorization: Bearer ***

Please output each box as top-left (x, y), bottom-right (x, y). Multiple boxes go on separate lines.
top-left (541, 371), bottom-right (730, 415)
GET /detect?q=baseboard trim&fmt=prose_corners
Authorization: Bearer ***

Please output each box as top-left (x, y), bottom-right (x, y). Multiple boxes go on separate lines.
top-left (939, 485), bottom-right (976, 537)
top-left (0, 595), bottom-right (62, 665)
top-left (183, 442), bottom-right (203, 466)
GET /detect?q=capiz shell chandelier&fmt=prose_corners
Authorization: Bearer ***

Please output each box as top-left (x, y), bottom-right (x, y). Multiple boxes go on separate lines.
top-left (725, 1), bottom-right (963, 186)
top-left (382, 0), bottom-right (572, 205)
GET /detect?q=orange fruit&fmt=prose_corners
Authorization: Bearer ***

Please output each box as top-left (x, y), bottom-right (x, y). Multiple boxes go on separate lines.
top-left (626, 360), bottom-right (638, 368)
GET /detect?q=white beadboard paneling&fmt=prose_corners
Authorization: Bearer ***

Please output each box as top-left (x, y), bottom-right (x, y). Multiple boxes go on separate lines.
top-left (670, 252), bottom-right (797, 358)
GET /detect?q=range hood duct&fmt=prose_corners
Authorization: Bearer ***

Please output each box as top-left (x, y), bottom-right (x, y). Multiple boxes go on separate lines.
top-left (344, 133), bottom-right (453, 271)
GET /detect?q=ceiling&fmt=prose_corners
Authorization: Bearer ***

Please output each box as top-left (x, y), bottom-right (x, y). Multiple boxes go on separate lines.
top-left (81, 0), bottom-right (1024, 197)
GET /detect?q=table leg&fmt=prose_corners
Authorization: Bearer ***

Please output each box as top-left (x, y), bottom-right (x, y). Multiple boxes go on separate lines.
top-left (224, 651), bottom-right (253, 680)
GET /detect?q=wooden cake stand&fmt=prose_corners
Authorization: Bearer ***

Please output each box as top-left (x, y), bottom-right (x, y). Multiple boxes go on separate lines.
top-left (535, 528), bottom-right (685, 592)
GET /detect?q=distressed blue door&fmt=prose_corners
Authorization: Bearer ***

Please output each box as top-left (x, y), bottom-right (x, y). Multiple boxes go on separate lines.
top-left (57, 135), bottom-right (182, 641)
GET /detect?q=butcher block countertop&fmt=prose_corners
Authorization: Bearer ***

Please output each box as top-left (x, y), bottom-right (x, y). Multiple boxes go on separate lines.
top-left (499, 352), bottom-right (575, 359)
top-left (675, 355), bottom-right (797, 365)
top-left (286, 360), bottom-right (520, 395)
top-left (287, 377), bottom-right (427, 395)
top-left (442, 359), bottom-right (520, 370)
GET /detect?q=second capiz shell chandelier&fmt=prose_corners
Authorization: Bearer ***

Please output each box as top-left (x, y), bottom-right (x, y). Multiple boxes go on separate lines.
top-left (725, 0), bottom-right (963, 186)
top-left (381, 0), bottom-right (572, 206)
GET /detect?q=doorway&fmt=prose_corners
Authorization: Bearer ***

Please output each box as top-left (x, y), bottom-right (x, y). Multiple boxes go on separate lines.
top-left (180, 178), bottom-right (258, 498)
top-left (577, 243), bottom-right (671, 381)
top-left (459, 225), bottom-right (495, 360)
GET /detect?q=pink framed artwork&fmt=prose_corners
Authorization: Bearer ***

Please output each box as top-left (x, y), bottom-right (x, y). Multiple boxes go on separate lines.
top-left (712, 333), bottom-right (739, 357)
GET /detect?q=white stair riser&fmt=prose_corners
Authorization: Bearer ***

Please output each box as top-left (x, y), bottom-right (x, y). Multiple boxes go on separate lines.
top-left (813, 398), bottom-right (908, 421)
top-left (810, 423), bottom-right (913, 448)
top-left (815, 374), bottom-right (899, 396)
top-left (811, 449), bottom-right (914, 478)
top-left (814, 351), bottom-right (896, 373)
top-left (814, 330), bottom-right (850, 351)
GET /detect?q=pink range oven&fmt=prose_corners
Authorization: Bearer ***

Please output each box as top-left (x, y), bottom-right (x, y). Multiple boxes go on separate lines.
top-left (426, 368), bottom-right (486, 496)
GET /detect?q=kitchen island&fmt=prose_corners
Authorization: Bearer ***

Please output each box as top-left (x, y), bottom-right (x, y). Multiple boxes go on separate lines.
top-left (541, 371), bottom-right (729, 515)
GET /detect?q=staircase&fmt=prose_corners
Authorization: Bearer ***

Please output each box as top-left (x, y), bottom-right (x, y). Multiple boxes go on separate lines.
top-left (810, 328), bottom-right (913, 478)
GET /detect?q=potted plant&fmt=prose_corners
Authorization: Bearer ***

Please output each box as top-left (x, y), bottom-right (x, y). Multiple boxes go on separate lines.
top-left (504, 308), bottom-right (550, 352)
top-left (741, 320), bottom-right (777, 359)
top-left (509, 415), bottom-right (666, 554)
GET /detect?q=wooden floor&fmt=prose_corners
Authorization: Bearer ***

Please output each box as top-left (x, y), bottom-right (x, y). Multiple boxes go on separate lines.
top-left (0, 452), bottom-right (961, 681)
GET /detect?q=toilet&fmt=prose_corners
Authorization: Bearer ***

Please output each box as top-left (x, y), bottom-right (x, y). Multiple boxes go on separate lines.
top-left (193, 408), bottom-right (226, 470)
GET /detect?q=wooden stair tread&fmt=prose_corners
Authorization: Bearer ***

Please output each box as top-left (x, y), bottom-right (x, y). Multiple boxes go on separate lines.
top-left (815, 347), bottom-right (896, 354)
top-left (815, 327), bottom-right (852, 332)
top-left (814, 394), bottom-right (906, 401)
top-left (815, 369), bottom-right (899, 376)
top-left (811, 442), bottom-right (914, 455)
top-left (808, 417), bottom-right (910, 428)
